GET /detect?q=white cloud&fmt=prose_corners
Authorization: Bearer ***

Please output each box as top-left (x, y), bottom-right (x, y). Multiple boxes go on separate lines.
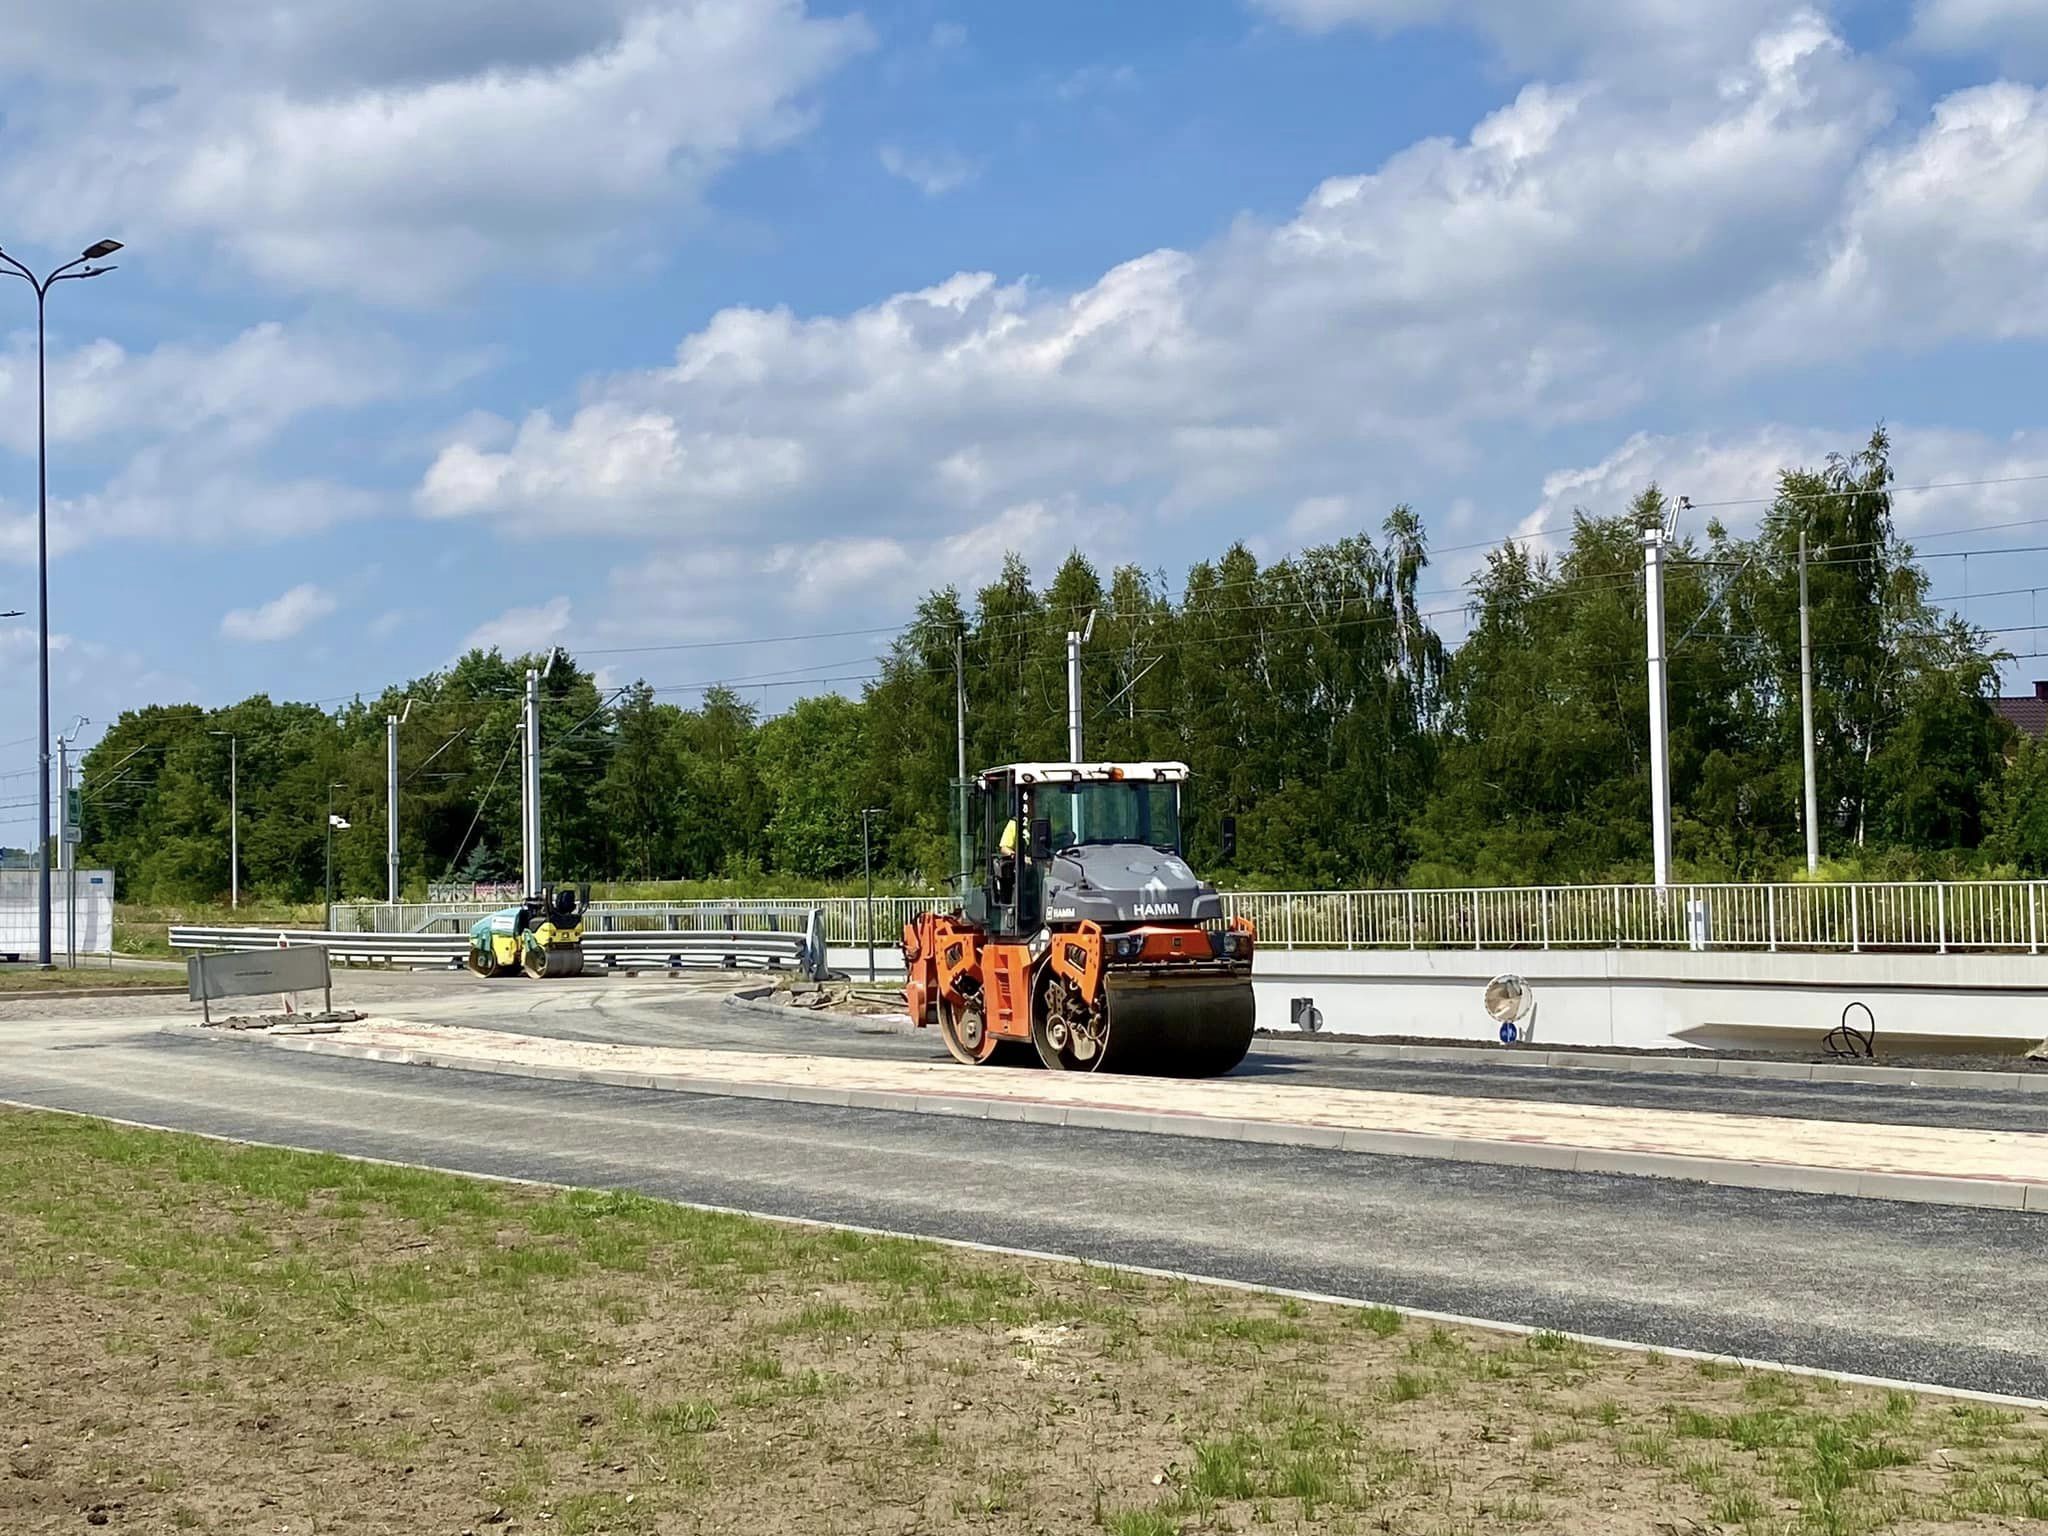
top-left (0, 322), bottom-right (450, 455)
top-left (575, 500), bottom-right (1112, 675)
top-left (0, 0), bottom-right (647, 92)
top-left (461, 597), bottom-right (574, 657)
top-left (1285, 496), bottom-right (1354, 539)
top-left (878, 143), bottom-right (980, 197)
top-left (1912, 0), bottom-right (2048, 72)
top-left (1721, 82), bottom-right (2048, 362)
top-left (1530, 424), bottom-right (2048, 543)
top-left (220, 582), bottom-right (337, 642)
top-left (417, 19), bottom-right (1887, 554)
top-left (0, 625), bottom-right (74, 658)
top-left (0, 319), bottom-right (430, 561)
top-left (0, 470), bottom-right (379, 564)
top-left (2, 1), bottom-right (871, 303)
top-left (418, 403), bottom-right (808, 529)
top-left (1532, 427), bottom-right (1838, 530)
top-left (1250, 0), bottom-right (1795, 67)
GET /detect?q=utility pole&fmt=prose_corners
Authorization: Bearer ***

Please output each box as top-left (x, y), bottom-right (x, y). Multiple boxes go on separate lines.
top-left (225, 737), bottom-right (238, 908)
top-left (1066, 609), bottom-right (1095, 764)
top-left (953, 625), bottom-right (969, 895)
top-left (517, 717), bottom-right (531, 895)
top-left (860, 807), bottom-right (883, 983)
top-left (522, 666), bottom-right (541, 894)
top-left (56, 716), bottom-right (83, 966)
top-left (208, 729), bottom-right (239, 907)
top-left (1642, 525), bottom-right (1673, 889)
top-left (56, 733), bottom-right (67, 966)
top-left (1798, 528), bottom-right (1820, 874)
top-left (386, 699), bottom-right (411, 904)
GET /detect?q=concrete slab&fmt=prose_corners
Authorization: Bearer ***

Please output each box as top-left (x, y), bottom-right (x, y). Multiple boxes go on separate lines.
top-left (1239, 1120), bottom-right (1348, 1150)
top-left (1713, 1059), bottom-right (1813, 1081)
top-left (1854, 1173), bottom-right (2029, 1211)
top-left (1449, 1138), bottom-right (1584, 1174)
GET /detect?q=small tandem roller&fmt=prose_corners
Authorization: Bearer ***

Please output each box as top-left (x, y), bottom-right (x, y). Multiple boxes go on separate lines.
top-left (468, 885), bottom-right (589, 979)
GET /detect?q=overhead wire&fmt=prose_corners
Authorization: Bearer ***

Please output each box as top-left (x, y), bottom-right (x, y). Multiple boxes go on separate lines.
top-left (439, 735), bottom-right (520, 885)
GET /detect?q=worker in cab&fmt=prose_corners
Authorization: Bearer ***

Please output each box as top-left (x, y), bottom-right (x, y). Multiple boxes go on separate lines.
top-left (995, 814), bottom-right (1018, 902)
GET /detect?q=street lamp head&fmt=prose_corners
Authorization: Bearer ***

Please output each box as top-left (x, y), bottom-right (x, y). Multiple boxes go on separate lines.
top-left (81, 240), bottom-right (122, 261)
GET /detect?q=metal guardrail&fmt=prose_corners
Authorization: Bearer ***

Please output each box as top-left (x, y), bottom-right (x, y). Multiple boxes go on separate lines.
top-left (171, 914), bottom-right (828, 979)
top-left (333, 900), bottom-right (852, 939)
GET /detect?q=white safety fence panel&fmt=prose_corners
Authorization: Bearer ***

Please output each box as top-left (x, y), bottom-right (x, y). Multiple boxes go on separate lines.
top-left (0, 868), bottom-right (115, 959)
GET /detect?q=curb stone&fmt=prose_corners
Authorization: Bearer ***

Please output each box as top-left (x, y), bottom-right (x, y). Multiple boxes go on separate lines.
top-left (1265, 1036), bottom-right (2048, 1094)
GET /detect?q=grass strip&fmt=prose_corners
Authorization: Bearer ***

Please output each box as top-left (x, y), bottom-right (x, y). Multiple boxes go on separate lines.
top-left (0, 1107), bottom-right (2040, 1534)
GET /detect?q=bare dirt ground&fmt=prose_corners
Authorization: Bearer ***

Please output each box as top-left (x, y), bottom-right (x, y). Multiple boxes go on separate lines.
top-left (0, 967), bottom-right (187, 995)
top-left (0, 1108), bottom-right (2043, 1536)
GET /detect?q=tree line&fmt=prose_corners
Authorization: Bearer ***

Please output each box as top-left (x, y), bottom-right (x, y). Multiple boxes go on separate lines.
top-left (79, 429), bottom-right (2048, 904)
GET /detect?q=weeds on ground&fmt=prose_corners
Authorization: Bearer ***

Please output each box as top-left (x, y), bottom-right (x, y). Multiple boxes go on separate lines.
top-left (0, 1108), bottom-right (2040, 1535)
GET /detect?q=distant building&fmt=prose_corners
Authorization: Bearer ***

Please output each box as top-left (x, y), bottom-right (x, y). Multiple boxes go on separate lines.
top-left (1995, 681), bottom-right (2048, 740)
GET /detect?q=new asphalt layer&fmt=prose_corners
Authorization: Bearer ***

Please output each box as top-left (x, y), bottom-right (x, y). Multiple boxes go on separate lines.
top-left (0, 974), bottom-right (2043, 1400)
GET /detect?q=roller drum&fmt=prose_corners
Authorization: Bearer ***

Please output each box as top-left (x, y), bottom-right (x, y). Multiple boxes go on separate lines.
top-left (1095, 973), bottom-right (1254, 1077)
top-left (522, 941), bottom-right (584, 979)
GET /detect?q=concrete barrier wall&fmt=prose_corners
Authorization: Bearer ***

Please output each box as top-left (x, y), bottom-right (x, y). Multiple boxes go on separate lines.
top-left (832, 945), bottom-right (2048, 1054)
top-left (1253, 949), bottom-right (2048, 1053)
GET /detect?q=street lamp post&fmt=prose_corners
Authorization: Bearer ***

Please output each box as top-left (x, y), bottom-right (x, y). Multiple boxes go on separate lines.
top-left (325, 783), bottom-right (349, 931)
top-left (0, 239), bottom-right (122, 968)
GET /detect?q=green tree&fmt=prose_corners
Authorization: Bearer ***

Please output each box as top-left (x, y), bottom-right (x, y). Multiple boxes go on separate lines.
top-left (1988, 737), bottom-right (2048, 874)
top-left (754, 694), bottom-right (873, 878)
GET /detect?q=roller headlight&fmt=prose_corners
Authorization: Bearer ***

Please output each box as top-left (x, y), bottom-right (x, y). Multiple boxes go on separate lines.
top-left (1112, 934), bottom-right (1143, 959)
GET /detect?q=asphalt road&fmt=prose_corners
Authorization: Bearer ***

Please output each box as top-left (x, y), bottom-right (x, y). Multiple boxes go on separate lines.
top-left (1, 1009), bottom-right (2043, 1399)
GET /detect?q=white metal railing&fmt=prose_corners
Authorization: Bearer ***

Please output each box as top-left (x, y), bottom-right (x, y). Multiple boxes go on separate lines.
top-left (336, 881), bottom-right (2048, 955)
top-left (1219, 881), bottom-right (2048, 954)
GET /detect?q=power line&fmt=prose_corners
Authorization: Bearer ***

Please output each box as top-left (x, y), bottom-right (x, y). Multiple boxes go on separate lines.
top-left (1682, 471), bottom-right (2048, 514)
top-left (439, 735), bottom-right (520, 884)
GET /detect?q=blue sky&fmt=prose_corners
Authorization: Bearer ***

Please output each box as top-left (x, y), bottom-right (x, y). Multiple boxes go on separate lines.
top-left (4, 0), bottom-right (2048, 834)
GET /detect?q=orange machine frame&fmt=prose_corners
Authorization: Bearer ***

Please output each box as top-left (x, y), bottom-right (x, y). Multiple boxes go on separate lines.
top-left (905, 911), bottom-right (1255, 1043)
